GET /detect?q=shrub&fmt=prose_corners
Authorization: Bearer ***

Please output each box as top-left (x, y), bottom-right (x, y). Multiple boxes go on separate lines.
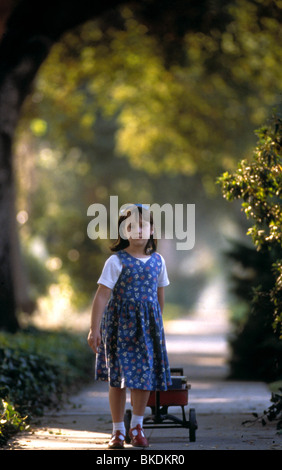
top-left (0, 328), bottom-right (94, 446)
top-left (218, 114), bottom-right (282, 381)
top-left (0, 399), bottom-right (28, 446)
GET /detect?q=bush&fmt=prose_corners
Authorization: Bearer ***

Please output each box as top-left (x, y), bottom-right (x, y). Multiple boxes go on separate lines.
top-left (0, 328), bottom-right (94, 446)
top-left (225, 240), bottom-right (282, 381)
top-left (0, 399), bottom-right (28, 446)
top-left (218, 114), bottom-right (282, 381)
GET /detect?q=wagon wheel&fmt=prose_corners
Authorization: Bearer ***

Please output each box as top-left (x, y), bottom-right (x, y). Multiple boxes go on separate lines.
top-left (189, 408), bottom-right (197, 442)
top-left (124, 409), bottom-right (132, 444)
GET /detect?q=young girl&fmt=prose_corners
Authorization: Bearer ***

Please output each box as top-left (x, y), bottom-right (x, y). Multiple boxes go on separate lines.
top-left (87, 204), bottom-right (171, 449)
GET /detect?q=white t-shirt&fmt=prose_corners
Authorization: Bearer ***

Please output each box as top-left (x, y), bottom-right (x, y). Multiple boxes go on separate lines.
top-left (97, 252), bottom-right (170, 290)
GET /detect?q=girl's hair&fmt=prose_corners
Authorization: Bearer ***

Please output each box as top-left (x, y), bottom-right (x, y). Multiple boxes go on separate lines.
top-left (110, 205), bottom-right (157, 254)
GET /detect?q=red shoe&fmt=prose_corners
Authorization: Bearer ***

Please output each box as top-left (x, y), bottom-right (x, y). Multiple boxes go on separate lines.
top-left (108, 430), bottom-right (125, 449)
top-left (129, 424), bottom-right (149, 447)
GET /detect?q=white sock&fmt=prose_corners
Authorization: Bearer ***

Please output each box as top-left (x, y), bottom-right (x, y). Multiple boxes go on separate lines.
top-left (113, 421), bottom-right (125, 437)
top-left (130, 414), bottom-right (143, 431)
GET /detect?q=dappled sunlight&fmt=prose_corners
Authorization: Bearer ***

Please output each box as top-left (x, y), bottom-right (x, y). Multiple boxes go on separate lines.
top-left (13, 427), bottom-right (113, 450)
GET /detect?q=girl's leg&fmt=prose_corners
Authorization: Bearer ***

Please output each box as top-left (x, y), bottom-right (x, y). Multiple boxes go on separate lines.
top-left (108, 386), bottom-right (127, 449)
top-left (109, 385), bottom-right (127, 422)
top-left (131, 389), bottom-right (150, 417)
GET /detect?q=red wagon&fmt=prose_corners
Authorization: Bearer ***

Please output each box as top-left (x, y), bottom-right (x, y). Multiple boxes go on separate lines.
top-left (125, 368), bottom-right (197, 443)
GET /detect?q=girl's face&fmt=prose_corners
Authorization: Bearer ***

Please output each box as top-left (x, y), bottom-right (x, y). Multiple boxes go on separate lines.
top-left (121, 212), bottom-right (153, 247)
top-left (128, 216), bottom-right (152, 241)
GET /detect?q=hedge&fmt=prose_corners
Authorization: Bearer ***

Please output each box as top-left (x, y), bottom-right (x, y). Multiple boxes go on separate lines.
top-left (0, 327), bottom-right (94, 446)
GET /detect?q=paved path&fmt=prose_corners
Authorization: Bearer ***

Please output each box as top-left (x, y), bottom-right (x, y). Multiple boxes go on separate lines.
top-left (7, 315), bottom-right (282, 451)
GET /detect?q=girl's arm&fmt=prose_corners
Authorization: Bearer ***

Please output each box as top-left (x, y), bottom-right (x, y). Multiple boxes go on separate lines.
top-left (157, 287), bottom-right (165, 314)
top-left (87, 284), bottom-right (112, 353)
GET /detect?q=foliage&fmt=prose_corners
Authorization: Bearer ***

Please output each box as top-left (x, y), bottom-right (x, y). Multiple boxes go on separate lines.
top-left (0, 328), bottom-right (94, 446)
top-left (0, 399), bottom-right (28, 447)
top-left (218, 115), bottom-right (282, 338)
top-left (25, 2), bottom-right (282, 181)
top-left (224, 240), bottom-right (282, 381)
top-left (242, 388), bottom-right (282, 432)
top-left (0, 348), bottom-right (63, 415)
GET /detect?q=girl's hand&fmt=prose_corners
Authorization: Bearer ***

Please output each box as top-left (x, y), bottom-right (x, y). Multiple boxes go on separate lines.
top-left (87, 329), bottom-right (101, 353)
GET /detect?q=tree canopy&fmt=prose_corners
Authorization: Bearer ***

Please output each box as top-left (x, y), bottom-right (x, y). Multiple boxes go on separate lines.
top-left (22, 1), bottom-right (282, 186)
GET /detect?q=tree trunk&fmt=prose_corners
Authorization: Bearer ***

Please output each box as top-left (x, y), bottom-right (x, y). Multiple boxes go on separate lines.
top-left (0, 37), bottom-right (51, 330)
top-left (0, 132), bottom-right (18, 331)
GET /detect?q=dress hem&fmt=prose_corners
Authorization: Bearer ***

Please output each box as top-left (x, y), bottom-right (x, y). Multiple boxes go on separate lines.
top-left (95, 377), bottom-right (172, 392)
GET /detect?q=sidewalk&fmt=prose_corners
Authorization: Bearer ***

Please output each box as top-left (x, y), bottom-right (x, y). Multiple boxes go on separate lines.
top-left (7, 315), bottom-right (282, 451)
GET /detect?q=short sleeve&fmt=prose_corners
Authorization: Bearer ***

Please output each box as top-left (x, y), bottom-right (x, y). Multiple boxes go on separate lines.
top-left (97, 254), bottom-right (122, 289)
top-left (158, 254), bottom-right (170, 287)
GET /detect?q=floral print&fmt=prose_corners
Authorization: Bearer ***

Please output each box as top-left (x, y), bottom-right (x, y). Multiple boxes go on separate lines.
top-left (95, 250), bottom-right (171, 390)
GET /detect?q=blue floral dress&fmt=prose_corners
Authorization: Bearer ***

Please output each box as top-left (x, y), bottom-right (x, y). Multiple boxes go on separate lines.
top-left (95, 250), bottom-right (171, 390)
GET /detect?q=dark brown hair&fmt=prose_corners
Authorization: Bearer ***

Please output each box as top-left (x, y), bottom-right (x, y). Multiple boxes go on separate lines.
top-left (110, 206), bottom-right (157, 255)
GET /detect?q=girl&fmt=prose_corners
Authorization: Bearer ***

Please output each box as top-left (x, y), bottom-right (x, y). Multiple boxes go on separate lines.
top-left (87, 204), bottom-right (171, 449)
